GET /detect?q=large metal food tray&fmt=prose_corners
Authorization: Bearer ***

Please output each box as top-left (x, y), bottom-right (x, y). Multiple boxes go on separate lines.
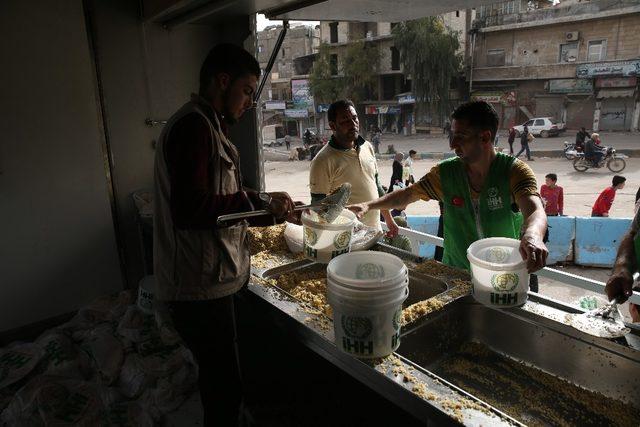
top-left (398, 296), bottom-right (640, 425)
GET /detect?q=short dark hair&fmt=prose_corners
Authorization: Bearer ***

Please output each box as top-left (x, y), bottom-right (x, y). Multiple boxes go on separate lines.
top-left (328, 100), bottom-right (355, 122)
top-left (409, 149), bottom-right (417, 156)
top-left (451, 101), bottom-right (499, 141)
top-left (612, 175), bottom-right (626, 187)
top-left (199, 43), bottom-right (260, 95)
top-left (545, 173), bottom-right (558, 182)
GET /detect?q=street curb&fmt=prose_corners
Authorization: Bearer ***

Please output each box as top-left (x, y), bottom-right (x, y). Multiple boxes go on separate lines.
top-left (375, 149), bottom-right (640, 161)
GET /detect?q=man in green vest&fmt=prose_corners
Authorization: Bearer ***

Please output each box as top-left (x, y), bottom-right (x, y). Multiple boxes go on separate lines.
top-left (606, 209), bottom-right (640, 322)
top-left (348, 101), bottom-right (548, 279)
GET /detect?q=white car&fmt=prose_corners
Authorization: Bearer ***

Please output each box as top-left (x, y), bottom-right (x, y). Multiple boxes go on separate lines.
top-left (513, 117), bottom-right (566, 138)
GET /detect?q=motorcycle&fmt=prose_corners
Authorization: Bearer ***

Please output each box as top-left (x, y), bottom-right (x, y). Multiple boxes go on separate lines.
top-left (572, 147), bottom-right (626, 173)
top-left (563, 140), bottom-right (584, 160)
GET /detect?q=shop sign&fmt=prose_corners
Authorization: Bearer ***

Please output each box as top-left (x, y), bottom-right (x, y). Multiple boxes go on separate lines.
top-left (398, 95), bottom-right (415, 105)
top-left (316, 104), bottom-right (329, 113)
top-left (387, 106), bottom-right (400, 114)
top-left (576, 60), bottom-right (640, 78)
top-left (366, 105), bottom-right (401, 114)
top-left (291, 79), bottom-right (313, 109)
top-left (284, 109), bottom-right (308, 118)
top-left (472, 91), bottom-right (517, 106)
top-left (548, 79), bottom-right (593, 94)
top-left (264, 101), bottom-right (286, 110)
top-left (595, 77), bottom-right (637, 88)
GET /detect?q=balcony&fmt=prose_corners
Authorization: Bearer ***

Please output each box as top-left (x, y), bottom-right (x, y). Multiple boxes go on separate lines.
top-left (473, 62), bottom-right (579, 81)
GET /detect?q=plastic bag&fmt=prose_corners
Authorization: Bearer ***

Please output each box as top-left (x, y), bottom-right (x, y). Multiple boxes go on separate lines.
top-left (0, 343), bottom-right (44, 389)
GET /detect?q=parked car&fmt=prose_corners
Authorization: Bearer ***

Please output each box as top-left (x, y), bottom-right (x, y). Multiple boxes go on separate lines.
top-left (513, 117), bottom-right (566, 138)
top-left (262, 124), bottom-right (286, 147)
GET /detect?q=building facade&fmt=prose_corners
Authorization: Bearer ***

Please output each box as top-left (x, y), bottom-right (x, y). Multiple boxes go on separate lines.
top-left (470, 0), bottom-right (640, 131)
top-left (316, 12), bottom-right (473, 136)
top-left (257, 24), bottom-right (320, 136)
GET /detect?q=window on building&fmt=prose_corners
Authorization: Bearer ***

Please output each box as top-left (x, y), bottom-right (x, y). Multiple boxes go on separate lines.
top-left (391, 46), bottom-right (400, 71)
top-left (455, 10), bottom-right (460, 17)
top-left (329, 22), bottom-right (338, 43)
top-left (382, 75), bottom-right (396, 100)
top-left (390, 22), bottom-right (398, 32)
top-left (559, 42), bottom-right (578, 63)
top-left (281, 48), bottom-right (285, 58)
top-left (486, 48), bottom-right (505, 66)
top-left (401, 78), bottom-right (411, 93)
top-left (587, 40), bottom-right (607, 61)
top-left (330, 54), bottom-right (338, 76)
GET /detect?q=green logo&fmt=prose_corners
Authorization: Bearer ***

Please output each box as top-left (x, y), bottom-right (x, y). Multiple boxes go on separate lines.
top-left (304, 227), bottom-right (318, 245)
top-left (341, 315), bottom-right (373, 339)
top-left (491, 273), bottom-right (519, 292)
top-left (355, 263), bottom-right (385, 279)
top-left (333, 231), bottom-right (351, 250)
top-left (392, 309), bottom-right (402, 330)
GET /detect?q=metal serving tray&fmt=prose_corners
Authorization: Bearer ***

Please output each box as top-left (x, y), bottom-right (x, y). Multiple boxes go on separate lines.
top-left (397, 296), bottom-right (640, 425)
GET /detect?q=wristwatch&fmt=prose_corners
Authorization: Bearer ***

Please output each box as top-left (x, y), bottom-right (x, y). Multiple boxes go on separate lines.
top-left (258, 192), bottom-right (272, 210)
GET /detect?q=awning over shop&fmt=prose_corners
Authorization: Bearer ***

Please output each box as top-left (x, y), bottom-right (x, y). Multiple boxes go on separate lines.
top-left (597, 88), bottom-right (636, 99)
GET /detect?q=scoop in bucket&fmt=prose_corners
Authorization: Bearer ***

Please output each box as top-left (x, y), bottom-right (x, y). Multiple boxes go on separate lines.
top-left (314, 183), bottom-right (352, 223)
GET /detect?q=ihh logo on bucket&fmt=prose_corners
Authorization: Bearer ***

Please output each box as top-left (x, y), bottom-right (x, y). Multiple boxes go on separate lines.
top-left (490, 273), bottom-right (519, 306)
top-left (341, 315), bottom-right (374, 355)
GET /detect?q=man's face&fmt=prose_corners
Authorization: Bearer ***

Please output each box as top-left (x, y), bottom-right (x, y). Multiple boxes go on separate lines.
top-left (450, 119), bottom-right (489, 164)
top-left (221, 74), bottom-right (257, 123)
top-left (329, 106), bottom-right (359, 143)
top-left (618, 182), bottom-right (626, 190)
top-left (545, 178), bottom-right (554, 187)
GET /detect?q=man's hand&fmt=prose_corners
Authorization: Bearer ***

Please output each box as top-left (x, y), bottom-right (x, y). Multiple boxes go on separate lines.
top-left (347, 203), bottom-right (370, 220)
top-left (605, 269), bottom-right (634, 303)
top-left (519, 234), bottom-right (548, 273)
top-left (384, 217), bottom-right (399, 238)
top-left (267, 192), bottom-right (296, 221)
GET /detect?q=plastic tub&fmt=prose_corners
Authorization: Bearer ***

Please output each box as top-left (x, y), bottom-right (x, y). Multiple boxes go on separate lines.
top-left (326, 252), bottom-right (409, 358)
top-left (302, 209), bottom-right (356, 263)
top-left (137, 275), bottom-right (156, 314)
top-left (467, 237), bottom-right (529, 308)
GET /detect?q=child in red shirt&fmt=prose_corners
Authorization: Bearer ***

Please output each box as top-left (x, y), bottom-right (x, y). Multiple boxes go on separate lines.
top-left (592, 175), bottom-right (626, 217)
top-left (540, 173), bottom-right (563, 216)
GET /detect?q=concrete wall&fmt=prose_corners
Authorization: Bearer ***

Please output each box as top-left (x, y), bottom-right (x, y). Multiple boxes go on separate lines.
top-left (474, 13), bottom-right (640, 80)
top-left (407, 215), bottom-right (632, 268)
top-left (0, 0), bottom-right (122, 332)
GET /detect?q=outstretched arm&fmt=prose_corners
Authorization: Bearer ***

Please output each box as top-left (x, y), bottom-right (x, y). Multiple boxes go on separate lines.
top-left (517, 194), bottom-right (549, 272)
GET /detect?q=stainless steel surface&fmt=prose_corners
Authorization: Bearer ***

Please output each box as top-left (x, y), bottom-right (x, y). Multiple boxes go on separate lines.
top-left (397, 296), bottom-right (640, 421)
top-left (257, 259), bottom-right (449, 309)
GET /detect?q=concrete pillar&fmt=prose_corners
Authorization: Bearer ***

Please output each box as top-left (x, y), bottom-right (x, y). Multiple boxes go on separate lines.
top-left (593, 101), bottom-right (601, 132)
top-left (632, 100), bottom-right (640, 131)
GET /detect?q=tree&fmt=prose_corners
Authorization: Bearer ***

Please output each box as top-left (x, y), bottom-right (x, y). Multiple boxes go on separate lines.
top-left (309, 41), bottom-right (380, 105)
top-left (392, 17), bottom-right (462, 125)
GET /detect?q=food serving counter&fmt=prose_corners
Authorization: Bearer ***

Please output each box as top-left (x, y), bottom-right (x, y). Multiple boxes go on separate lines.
top-left (242, 229), bottom-right (640, 426)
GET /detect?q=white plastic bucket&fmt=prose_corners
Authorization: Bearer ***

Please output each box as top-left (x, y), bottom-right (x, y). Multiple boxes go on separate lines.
top-left (137, 275), bottom-right (156, 315)
top-left (467, 237), bottom-right (529, 308)
top-left (326, 252), bottom-right (409, 358)
top-left (302, 209), bottom-right (356, 264)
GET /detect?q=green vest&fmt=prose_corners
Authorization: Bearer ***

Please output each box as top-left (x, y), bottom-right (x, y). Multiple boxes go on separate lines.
top-left (440, 153), bottom-right (523, 270)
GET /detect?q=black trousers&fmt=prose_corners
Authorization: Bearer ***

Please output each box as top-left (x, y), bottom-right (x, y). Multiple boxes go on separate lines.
top-left (169, 293), bottom-right (243, 427)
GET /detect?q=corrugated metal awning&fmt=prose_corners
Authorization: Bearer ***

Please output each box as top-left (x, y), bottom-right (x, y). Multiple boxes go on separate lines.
top-left (597, 88), bottom-right (636, 99)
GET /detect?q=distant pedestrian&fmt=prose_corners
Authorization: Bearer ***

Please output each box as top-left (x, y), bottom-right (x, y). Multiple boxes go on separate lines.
top-left (507, 127), bottom-right (516, 155)
top-left (284, 134), bottom-right (291, 151)
top-left (592, 175), bottom-right (626, 217)
top-left (404, 149), bottom-right (418, 185)
top-left (372, 126), bottom-right (381, 154)
top-left (540, 173), bottom-right (563, 216)
top-left (515, 124), bottom-right (533, 161)
top-left (388, 152), bottom-right (404, 193)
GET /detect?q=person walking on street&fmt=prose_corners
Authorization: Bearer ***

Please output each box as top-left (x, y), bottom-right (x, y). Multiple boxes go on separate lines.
top-left (404, 149), bottom-right (418, 186)
top-left (372, 126), bottom-right (381, 154)
top-left (284, 134), bottom-right (291, 151)
top-left (309, 100), bottom-right (398, 236)
top-left (592, 175), bottom-right (626, 217)
top-left (540, 173), bottom-right (563, 216)
top-left (507, 127), bottom-right (516, 155)
top-left (389, 152), bottom-right (404, 193)
top-left (348, 101), bottom-right (548, 290)
top-left (153, 43), bottom-right (297, 426)
top-left (515, 124), bottom-right (533, 161)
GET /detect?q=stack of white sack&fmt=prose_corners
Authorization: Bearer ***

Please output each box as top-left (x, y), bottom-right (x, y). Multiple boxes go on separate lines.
top-left (0, 290), bottom-right (197, 426)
